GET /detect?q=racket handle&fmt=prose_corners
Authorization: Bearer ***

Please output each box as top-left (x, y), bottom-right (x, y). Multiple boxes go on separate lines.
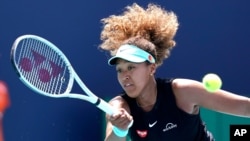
top-left (96, 98), bottom-right (134, 137)
top-left (96, 98), bottom-right (115, 115)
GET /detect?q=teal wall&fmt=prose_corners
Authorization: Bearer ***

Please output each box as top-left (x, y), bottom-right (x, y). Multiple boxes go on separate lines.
top-left (201, 108), bottom-right (250, 140)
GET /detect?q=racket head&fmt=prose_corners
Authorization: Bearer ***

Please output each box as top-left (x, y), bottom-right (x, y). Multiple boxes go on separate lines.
top-left (11, 34), bottom-right (74, 97)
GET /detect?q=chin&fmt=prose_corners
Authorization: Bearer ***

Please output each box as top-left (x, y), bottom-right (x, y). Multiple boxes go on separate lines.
top-left (126, 92), bottom-right (138, 98)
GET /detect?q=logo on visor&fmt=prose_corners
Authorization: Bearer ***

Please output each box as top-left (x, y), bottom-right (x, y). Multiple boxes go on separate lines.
top-left (148, 55), bottom-right (154, 63)
top-left (119, 48), bottom-right (130, 52)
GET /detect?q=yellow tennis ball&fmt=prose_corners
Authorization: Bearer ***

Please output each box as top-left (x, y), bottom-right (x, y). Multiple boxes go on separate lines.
top-left (202, 73), bottom-right (222, 92)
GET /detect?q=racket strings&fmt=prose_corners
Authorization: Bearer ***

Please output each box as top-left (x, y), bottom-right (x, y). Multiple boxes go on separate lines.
top-left (14, 38), bottom-right (71, 95)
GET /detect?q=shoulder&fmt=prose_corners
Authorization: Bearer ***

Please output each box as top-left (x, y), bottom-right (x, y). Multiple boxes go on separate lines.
top-left (171, 78), bottom-right (204, 98)
top-left (171, 78), bottom-right (205, 114)
top-left (109, 95), bottom-right (131, 114)
top-left (171, 78), bottom-right (202, 90)
top-left (156, 77), bottom-right (173, 83)
top-left (155, 77), bottom-right (201, 91)
top-left (156, 77), bottom-right (174, 87)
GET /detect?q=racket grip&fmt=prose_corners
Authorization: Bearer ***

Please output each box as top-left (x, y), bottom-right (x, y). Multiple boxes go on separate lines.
top-left (96, 98), bottom-right (115, 115)
top-left (96, 98), bottom-right (134, 137)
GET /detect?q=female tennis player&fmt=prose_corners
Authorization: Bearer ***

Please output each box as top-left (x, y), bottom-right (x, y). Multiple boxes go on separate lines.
top-left (99, 3), bottom-right (250, 141)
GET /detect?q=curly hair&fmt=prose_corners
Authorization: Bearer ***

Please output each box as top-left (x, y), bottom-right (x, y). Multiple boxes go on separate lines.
top-left (99, 3), bottom-right (179, 66)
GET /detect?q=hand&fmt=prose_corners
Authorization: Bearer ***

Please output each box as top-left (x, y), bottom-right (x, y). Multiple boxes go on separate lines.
top-left (107, 108), bottom-right (133, 130)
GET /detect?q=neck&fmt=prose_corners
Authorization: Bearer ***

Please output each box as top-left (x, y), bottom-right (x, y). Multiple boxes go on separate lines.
top-left (136, 100), bottom-right (155, 107)
top-left (136, 78), bottom-right (157, 108)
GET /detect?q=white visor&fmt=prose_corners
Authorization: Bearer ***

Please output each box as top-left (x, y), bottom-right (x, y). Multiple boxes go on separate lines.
top-left (108, 44), bottom-right (155, 65)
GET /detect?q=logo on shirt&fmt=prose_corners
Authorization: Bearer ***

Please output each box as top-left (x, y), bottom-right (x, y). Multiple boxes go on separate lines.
top-left (136, 130), bottom-right (148, 138)
top-left (163, 123), bottom-right (177, 132)
top-left (149, 121), bottom-right (157, 128)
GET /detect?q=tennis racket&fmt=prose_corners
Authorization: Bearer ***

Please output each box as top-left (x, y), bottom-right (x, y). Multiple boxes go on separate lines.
top-left (10, 34), bottom-right (116, 115)
top-left (11, 34), bottom-right (133, 137)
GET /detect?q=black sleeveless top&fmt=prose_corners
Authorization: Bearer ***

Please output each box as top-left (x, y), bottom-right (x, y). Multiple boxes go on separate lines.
top-left (121, 78), bottom-right (214, 141)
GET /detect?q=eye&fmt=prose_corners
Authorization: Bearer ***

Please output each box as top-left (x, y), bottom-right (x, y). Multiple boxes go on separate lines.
top-left (128, 65), bottom-right (135, 71)
top-left (116, 68), bottom-right (122, 73)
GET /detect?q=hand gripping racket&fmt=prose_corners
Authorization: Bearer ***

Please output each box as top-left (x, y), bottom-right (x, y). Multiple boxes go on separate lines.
top-left (10, 34), bottom-right (133, 137)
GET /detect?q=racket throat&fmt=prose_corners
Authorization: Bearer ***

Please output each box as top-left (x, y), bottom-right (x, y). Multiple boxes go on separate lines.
top-left (94, 98), bottom-right (101, 106)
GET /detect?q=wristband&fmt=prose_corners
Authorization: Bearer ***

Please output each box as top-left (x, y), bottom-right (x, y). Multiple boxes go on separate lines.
top-left (112, 126), bottom-right (128, 137)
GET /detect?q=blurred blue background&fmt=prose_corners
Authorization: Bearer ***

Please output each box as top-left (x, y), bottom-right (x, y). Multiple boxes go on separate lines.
top-left (1, 0), bottom-right (250, 140)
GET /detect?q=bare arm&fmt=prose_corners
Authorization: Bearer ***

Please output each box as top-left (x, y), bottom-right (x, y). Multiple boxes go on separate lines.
top-left (104, 96), bottom-right (132, 141)
top-left (172, 78), bottom-right (250, 117)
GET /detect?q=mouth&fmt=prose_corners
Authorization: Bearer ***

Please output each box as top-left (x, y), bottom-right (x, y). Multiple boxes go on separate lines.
top-left (122, 82), bottom-right (137, 98)
top-left (124, 83), bottom-right (132, 87)
top-left (121, 81), bottom-right (135, 92)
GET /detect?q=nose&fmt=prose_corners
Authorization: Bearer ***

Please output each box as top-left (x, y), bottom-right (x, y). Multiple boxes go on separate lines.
top-left (121, 71), bottom-right (130, 81)
top-left (124, 75), bottom-right (129, 80)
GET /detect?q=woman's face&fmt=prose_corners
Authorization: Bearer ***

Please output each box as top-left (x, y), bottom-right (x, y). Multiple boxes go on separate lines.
top-left (116, 59), bottom-right (154, 98)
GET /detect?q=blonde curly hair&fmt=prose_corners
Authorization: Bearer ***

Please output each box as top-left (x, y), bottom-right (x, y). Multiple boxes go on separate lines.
top-left (99, 3), bottom-right (179, 66)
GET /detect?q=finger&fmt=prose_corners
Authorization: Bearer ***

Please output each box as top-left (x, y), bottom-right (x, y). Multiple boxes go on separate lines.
top-left (112, 115), bottom-right (133, 129)
top-left (110, 111), bottom-right (122, 120)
